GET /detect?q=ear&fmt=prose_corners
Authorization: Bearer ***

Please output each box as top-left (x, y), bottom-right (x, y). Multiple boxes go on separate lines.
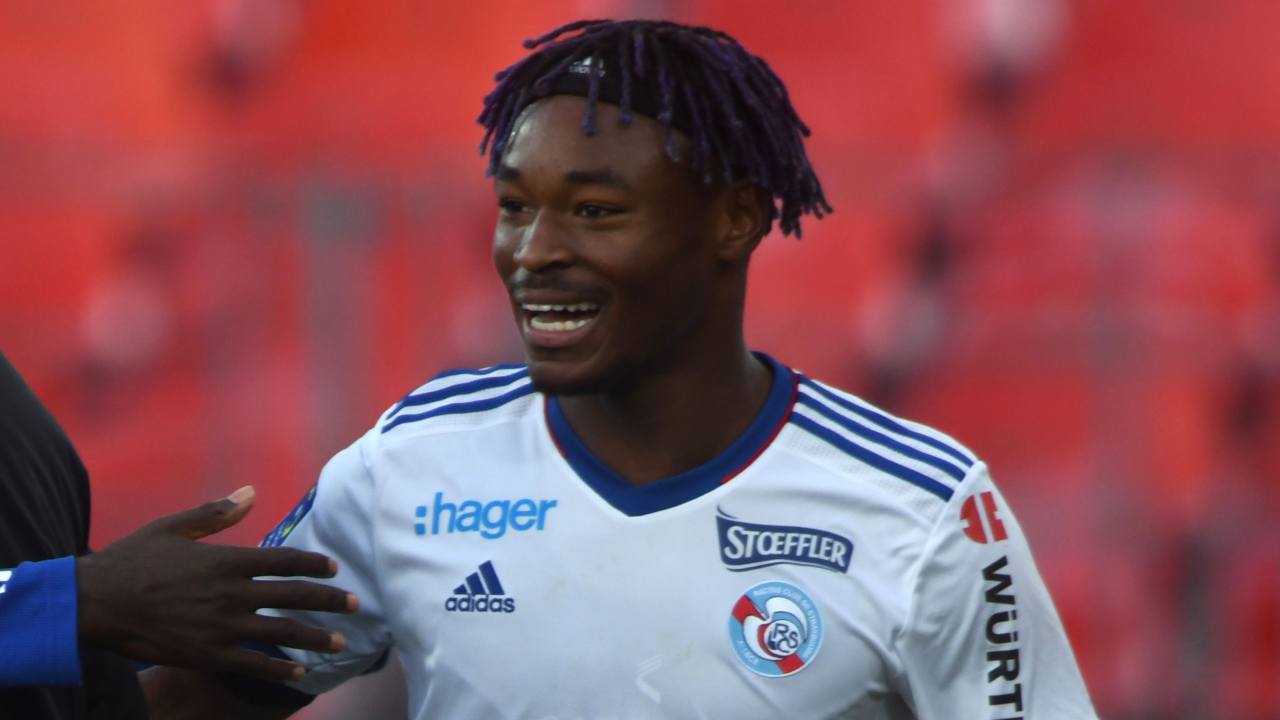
top-left (714, 181), bottom-right (770, 264)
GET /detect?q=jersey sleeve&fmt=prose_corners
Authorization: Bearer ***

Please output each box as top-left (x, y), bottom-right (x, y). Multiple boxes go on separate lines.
top-left (258, 426), bottom-right (392, 696)
top-left (891, 463), bottom-right (1097, 719)
top-left (0, 556), bottom-right (80, 686)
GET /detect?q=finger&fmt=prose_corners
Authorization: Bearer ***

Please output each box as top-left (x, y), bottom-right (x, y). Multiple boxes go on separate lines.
top-left (249, 579), bottom-right (358, 614)
top-left (210, 648), bottom-right (306, 683)
top-left (227, 546), bottom-right (338, 579)
top-left (239, 615), bottom-right (346, 654)
top-left (150, 486), bottom-right (256, 540)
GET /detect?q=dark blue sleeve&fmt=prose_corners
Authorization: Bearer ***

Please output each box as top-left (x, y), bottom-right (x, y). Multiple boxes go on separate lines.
top-left (0, 556), bottom-right (80, 687)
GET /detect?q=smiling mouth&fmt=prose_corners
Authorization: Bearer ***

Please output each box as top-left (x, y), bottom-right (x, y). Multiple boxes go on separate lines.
top-left (520, 302), bottom-right (601, 335)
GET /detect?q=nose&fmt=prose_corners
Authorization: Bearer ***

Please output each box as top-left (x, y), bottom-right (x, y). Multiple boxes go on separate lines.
top-left (512, 211), bottom-right (573, 272)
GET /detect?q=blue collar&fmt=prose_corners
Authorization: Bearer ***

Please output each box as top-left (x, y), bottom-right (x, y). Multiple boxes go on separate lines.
top-left (544, 353), bottom-right (797, 517)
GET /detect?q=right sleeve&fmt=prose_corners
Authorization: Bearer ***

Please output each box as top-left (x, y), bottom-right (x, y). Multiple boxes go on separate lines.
top-left (258, 428), bottom-right (392, 696)
top-left (0, 556), bottom-right (81, 686)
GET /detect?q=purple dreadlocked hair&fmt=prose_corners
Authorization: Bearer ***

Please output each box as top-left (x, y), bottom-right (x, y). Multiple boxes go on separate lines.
top-left (477, 19), bottom-right (832, 238)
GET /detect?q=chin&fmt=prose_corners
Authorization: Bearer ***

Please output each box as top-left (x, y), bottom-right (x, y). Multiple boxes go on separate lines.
top-left (524, 357), bottom-right (609, 396)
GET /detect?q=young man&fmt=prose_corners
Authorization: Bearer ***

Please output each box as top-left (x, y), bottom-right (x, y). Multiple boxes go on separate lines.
top-left (146, 19), bottom-right (1096, 719)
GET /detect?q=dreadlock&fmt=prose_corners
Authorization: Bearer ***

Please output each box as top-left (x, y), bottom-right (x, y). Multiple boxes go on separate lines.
top-left (477, 19), bottom-right (832, 238)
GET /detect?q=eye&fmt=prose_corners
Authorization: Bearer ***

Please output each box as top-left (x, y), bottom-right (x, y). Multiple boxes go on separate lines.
top-left (498, 198), bottom-right (531, 215)
top-left (575, 203), bottom-right (620, 220)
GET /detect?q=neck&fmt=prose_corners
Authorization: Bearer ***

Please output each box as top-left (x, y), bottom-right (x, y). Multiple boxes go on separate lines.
top-left (555, 338), bottom-right (772, 485)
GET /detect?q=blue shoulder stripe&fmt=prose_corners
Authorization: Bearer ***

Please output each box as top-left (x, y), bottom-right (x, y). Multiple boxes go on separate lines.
top-left (790, 413), bottom-right (954, 501)
top-left (799, 377), bottom-right (974, 467)
top-left (432, 363), bottom-right (525, 381)
top-left (381, 380), bottom-right (535, 434)
top-left (796, 391), bottom-right (968, 482)
top-left (389, 367), bottom-right (529, 419)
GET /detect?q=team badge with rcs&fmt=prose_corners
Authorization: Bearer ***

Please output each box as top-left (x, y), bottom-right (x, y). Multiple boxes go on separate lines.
top-left (728, 581), bottom-right (824, 677)
top-left (716, 510), bottom-right (852, 574)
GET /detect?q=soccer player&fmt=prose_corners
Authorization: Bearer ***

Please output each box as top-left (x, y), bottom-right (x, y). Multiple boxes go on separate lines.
top-left (145, 19), bottom-right (1097, 719)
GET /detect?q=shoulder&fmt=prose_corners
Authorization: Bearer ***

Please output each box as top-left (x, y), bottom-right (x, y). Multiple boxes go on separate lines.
top-left (782, 369), bottom-right (981, 521)
top-left (278, 362), bottom-right (538, 542)
top-left (374, 362), bottom-right (537, 442)
top-left (313, 362), bottom-right (537, 502)
top-left (0, 353), bottom-right (90, 559)
top-left (0, 353), bottom-right (81, 466)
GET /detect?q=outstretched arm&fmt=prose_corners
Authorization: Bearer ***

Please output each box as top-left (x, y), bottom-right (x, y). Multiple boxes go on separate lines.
top-left (140, 428), bottom-right (398, 716)
top-left (0, 486), bottom-right (356, 687)
top-left (78, 486), bottom-right (357, 682)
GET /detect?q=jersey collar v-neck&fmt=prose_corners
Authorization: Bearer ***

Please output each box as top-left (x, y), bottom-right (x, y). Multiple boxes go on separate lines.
top-left (543, 352), bottom-right (798, 517)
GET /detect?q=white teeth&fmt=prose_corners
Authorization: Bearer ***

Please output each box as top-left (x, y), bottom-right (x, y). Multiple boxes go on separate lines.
top-left (520, 301), bottom-right (600, 333)
top-left (520, 302), bottom-right (599, 313)
top-left (529, 316), bottom-right (592, 332)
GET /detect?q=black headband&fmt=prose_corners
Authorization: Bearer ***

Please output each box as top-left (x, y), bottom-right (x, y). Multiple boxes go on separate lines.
top-left (531, 52), bottom-right (695, 136)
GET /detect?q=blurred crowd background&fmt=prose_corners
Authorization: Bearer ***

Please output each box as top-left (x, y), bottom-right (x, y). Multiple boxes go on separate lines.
top-left (2, 1), bottom-right (1278, 717)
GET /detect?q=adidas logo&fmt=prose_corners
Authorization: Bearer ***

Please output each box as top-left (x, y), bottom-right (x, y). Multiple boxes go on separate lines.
top-left (0, 569), bottom-right (10, 595)
top-left (445, 560), bottom-right (515, 613)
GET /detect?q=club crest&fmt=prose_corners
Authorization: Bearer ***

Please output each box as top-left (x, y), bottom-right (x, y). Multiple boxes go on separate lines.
top-left (727, 581), bottom-right (823, 677)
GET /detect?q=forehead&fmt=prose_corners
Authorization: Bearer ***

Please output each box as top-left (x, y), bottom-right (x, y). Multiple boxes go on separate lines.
top-left (501, 96), bottom-right (690, 183)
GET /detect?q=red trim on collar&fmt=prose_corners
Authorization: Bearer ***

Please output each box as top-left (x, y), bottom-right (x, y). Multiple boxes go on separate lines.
top-left (719, 370), bottom-right (799, 485)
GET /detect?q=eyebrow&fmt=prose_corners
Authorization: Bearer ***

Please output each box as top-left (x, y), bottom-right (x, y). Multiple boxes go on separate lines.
top-left (564, 168), bottom-right (633, 191)
top-left (495, 164), bottom-right (633, 191)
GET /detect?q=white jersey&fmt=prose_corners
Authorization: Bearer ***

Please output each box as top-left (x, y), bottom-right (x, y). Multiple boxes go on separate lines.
top-left (261, 354), bottom-right (1096, 719)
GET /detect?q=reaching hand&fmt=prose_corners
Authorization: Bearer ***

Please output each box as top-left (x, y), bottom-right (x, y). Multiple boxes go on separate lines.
top-left (77, 486), bottom-right (358, 682)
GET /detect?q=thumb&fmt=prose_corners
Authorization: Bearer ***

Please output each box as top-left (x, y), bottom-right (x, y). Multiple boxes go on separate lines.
top-left (154, 485), bottom-right (256, 539)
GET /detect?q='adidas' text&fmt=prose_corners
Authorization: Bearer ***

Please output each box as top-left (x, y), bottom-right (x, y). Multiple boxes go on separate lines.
top-left (446, 560), bottom-right (516, 613)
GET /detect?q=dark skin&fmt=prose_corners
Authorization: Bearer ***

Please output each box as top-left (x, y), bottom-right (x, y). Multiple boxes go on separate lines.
top-left (142, 95), bottom-right (772, 718)
top-left (495, 96), bottom-right (772, 483)
top-left (80, 485), bottom-right (356, 682)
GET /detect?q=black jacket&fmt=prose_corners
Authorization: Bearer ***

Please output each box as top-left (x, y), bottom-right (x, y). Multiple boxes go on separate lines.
top-left (0, 353), bottom-right (147, 719)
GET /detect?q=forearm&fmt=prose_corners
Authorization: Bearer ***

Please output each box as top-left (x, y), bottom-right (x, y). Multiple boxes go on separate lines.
top-left (141, 666), bottom-right (304, 720)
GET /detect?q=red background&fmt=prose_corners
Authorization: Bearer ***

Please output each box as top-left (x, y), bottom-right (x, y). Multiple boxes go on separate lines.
top-left (2, 1), bottom-right (1277, 717)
